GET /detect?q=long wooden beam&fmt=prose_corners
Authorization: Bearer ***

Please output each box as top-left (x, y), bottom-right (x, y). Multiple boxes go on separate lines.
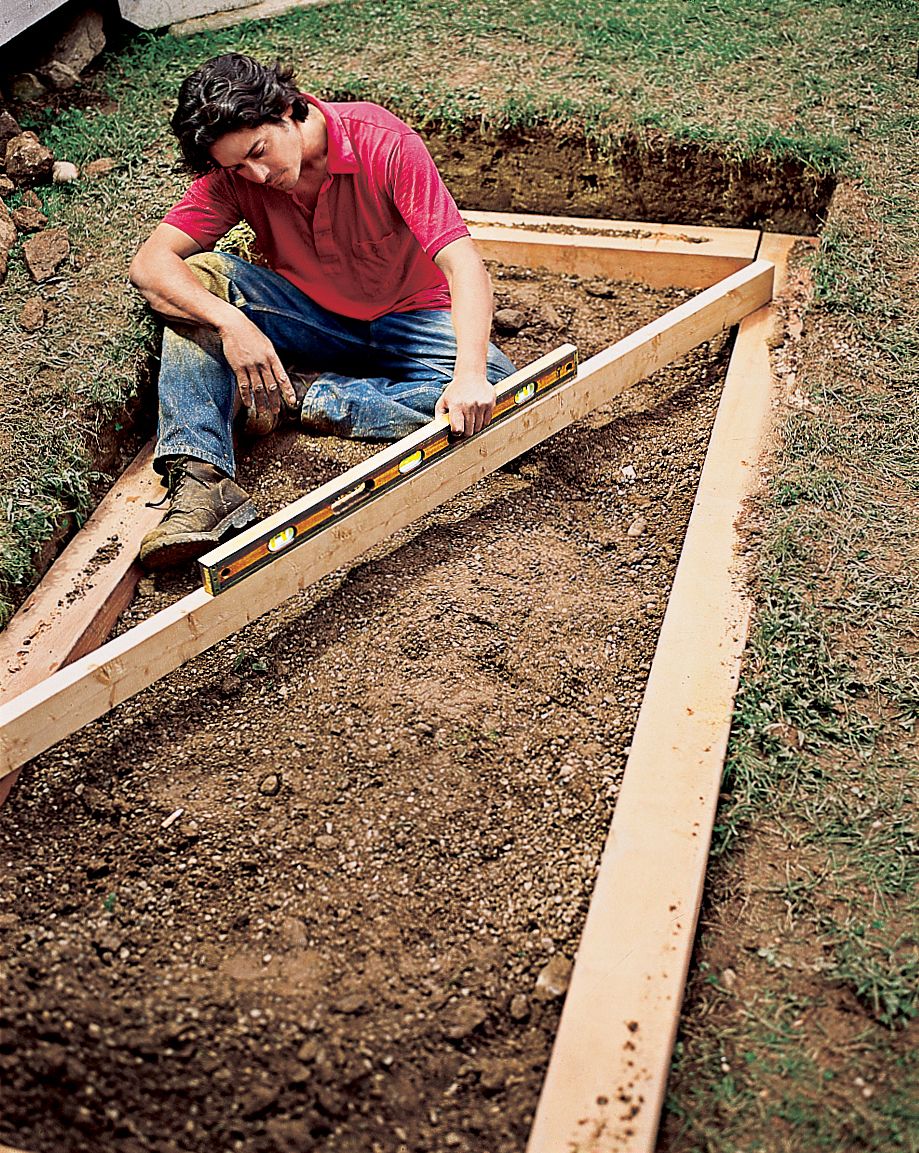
top-left (463, 210), bottom-right (761, 289)
top-left (0, 440), bottom-right (162, 806)
top-left (0, 260), bottom-right (773, 784)
top-left (526, 235), bottom-right (802, 1153)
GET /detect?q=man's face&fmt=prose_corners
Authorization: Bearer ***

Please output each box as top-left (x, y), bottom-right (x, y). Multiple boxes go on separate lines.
top-left (209, 108), bottom-right (303, 192)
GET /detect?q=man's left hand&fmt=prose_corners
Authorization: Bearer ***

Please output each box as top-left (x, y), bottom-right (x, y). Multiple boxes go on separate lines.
top-left (435, 374), bottom-right (496, 437)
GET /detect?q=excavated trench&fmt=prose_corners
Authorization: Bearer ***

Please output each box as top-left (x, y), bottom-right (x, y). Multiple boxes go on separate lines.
top-left (425, 126), bottom-right (834, 234)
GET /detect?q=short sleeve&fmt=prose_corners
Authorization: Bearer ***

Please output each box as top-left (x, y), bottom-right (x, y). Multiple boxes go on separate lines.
top-left (162, 170), bottom-right (243, 248)
top-left (387, 130), bottom-right (469, 259)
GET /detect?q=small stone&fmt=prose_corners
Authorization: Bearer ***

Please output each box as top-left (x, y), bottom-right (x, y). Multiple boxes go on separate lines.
top-left (258, 772), bottom-right (281, 797)
top-left (0, 200), bottom-right (16, 281)
top-left (620, 464), bottom-right (637, 482)
top-left (0, 912), bottom-right (21, 930)
top-left (721, 967), bottom-right (737, 991)
top-left (534, 954), bottom-right (573, 1001)
top-left (493, 307), bottom-right (526, 334)
top-left (20, 190), bottom-right (42, 209)
top-left (52, 161), bottom-right (80, 184)
top-left (0, 176), bottom-right (13, 196)
top-left (478, 1059), bottom-right (508, 1093)
top-left (332, 992), bottom-right (368, 1015)
top-left (239, 1083), bottom-right (279, 1120)
top-left (20, 297), bottom-right (52, 334)
top-left (7, 74), bottom-right (48, 103)
top-left (585, 279), bottom-right (617, 298)
top-left (415, 721), bottom-right (435, 737)
top-left (0, 111), bottom-right (21, 153)
top-left (218, 673), bottom-right (242, 697)
top-left (538, 302), bottom-right (565, 330)
top-left (295, 1037), bottom-right (320, 1063)
top-left (12, 205), bottom-right (47, 232)
top-left (627, 516), bottom-right (646, 537)
top-left (444, 998), bottom-right (488, 1041)
top-left (508, 993), bottom-right (530, 1021)
top-left (5, 132), bottom-right (54, 185)
top-left (265, 1117), bottom-right (313, 1153)
top-left (41, 60), bottom-right (83, 90)
top-left (315, 834), bottom-right (338, 851)
top-left (23, 227), bottom-right (70, 281)
top-left (83, 157), bottom-right (117, 179)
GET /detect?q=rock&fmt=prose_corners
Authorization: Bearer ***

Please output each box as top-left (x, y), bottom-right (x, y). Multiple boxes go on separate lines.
top-left (0, 912), bottom-right (21, 930)
top-left (0, 111), bottom-right (21, 154)
top-left (239, 1082), bottom-right (279, 1119)
top-left (721, 967), bottom-right (737, 991)
top-left (20, 190), bottom-right (42, 209)
top-left (538, 302), bottom-right (565, 330)
top-left (23, 227), bottom-right (70, 281)
top-left (443, 998), bottom-right (487, 1041)
top-left (42, 61), bottom-right (83, 91)
top-left (41, 9), bottom-right (106, 83)
top-left (494, 307), bottom-right (526, 334)
top-left (18, 298), bottom-right (45, 332)
top-left (258, 772), bottom-right (281, 797)
top-left (5, 132), bottom-right (54, 185)
top-left (0, 176), bottom-right (13, 197)
top-left (12, 206), bottom-right (47, 232)
top-left (627, 516), bottom-right (646, 537)
top-left (332, 991), bottom-right (368, 1015)
top-left (265, 1117), bottom-right (314, 1153)
top-left (478, 1058), bottom-right (508, 1094)
top-left (620, 464), bottom-right (637, 483)
top-left (84, 157), bottom-right (117, 179)
top-left (508, 993), bottom-right (530, 1022)
top-left (314, 834), bottom-right (338, 851)
top-left (7, 74), bottom-right (47, 103)
top-left (52, 161), bottom-right (79, 184)
top-left (0, 200), bottom-right (16, 282)
top-left (534, 954), bottom-right (573, 1001)
top-left (218, 673), bottom-right (241, 697)
top-left (585, 279), bottom-right (617, 298)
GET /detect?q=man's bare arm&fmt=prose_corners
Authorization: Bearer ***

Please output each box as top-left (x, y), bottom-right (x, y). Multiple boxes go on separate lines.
top-left (129, 223), bottom-right (296, 414)
top-left (434, 237), bottom-right (497, 437)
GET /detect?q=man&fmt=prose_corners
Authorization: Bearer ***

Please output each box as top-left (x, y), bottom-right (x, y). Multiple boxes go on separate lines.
top-left (130, 52), bottom-right (515, 570)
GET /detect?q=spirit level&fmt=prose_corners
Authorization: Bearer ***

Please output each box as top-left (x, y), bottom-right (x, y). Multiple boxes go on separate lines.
top-left (199, 344), bottom-right (578, 595)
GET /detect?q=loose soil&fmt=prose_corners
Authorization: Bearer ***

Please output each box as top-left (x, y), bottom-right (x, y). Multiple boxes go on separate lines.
top-left (0, 263), bottom-right (733, 1153)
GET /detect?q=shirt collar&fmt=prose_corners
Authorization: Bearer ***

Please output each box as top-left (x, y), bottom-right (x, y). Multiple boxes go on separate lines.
top-left (303, 93), bottom-right (359, 175)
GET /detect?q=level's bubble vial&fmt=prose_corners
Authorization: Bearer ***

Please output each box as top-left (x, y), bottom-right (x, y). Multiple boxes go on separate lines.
top-left (515, 382), bottom-right (536, 405)
top-left (267, 526), bottom-right (296, 553)
top-left (399, 449), bottom-right (424, 475)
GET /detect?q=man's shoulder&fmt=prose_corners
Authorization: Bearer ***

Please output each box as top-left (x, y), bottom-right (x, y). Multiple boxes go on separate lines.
top-left (331, 100), bottom-right (415, 140)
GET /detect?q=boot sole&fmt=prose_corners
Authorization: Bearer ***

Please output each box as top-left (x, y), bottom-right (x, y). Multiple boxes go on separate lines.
top-left (140, 501), bottom-right (260, 572)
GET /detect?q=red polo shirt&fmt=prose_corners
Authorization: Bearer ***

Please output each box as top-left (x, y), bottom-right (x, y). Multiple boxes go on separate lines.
top-left (162, 96), bottom-right (469, 321)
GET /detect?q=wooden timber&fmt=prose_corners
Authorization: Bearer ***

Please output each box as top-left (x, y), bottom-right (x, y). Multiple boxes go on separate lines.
top-left (0, 440), bottom-right (162, 806)
top-left (526, 234), bottom-right (804, 1153)
top-left (0, 260), bottom-right (774, 784)
top-left (463, 210), bottom-right (761, 289)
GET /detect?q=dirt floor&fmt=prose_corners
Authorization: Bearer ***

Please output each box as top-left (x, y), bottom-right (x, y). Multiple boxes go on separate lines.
top-left (0, 264), bottom-right (734, 1153)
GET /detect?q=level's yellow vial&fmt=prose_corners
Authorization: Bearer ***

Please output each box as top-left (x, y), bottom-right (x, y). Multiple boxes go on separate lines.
top-left (514, 382), bottom-right (536, 404)
top-left (399, 449), bottom-right (424, 474)
top-left (268, 526), bottom-right (296, 553)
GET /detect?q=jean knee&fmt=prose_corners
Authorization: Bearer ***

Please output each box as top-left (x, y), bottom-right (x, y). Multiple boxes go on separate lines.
top-left (185, 252), bottom-right (238, 303)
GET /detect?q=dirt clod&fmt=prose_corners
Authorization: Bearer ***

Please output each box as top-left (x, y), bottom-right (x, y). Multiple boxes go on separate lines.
top-left (18, 298), bottom-right (46, 331)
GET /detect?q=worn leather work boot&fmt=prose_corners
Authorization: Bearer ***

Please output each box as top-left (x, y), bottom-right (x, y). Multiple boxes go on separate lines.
top-left (139, 457), bottom-right (259, 571)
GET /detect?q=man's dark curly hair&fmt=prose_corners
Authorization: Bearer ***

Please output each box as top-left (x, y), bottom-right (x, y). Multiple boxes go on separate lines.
top-left (172, 53), bottom-right (310, 175)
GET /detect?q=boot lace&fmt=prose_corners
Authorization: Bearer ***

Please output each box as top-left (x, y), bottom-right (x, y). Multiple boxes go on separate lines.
top-left (146, 460), bottom-right (209, 513)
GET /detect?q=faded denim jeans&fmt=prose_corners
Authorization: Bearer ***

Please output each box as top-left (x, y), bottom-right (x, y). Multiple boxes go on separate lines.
top-left (154, 251), bottom-right (517, 477)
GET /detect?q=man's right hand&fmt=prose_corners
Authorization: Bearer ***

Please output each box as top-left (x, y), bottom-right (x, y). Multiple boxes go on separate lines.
top-left (218, 312), bottom-right (299, 415)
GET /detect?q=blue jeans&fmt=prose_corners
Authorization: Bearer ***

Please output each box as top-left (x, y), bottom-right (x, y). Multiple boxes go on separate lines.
top-left (155, 252), bottom-right (517, 477)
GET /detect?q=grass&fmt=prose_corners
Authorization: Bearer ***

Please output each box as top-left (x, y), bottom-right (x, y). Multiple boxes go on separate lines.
top-left (0, 1), bottom-right (917, 1147)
